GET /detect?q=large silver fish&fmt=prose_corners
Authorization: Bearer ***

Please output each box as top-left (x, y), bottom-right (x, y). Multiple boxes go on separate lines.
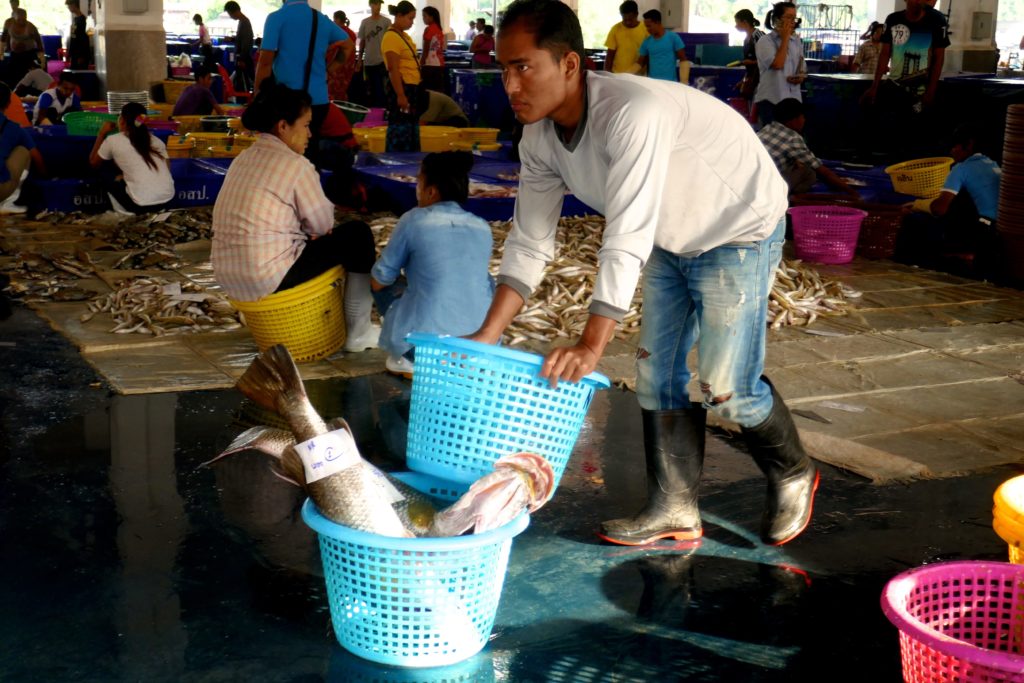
top-left (227, 344), bottom-right (555, 538)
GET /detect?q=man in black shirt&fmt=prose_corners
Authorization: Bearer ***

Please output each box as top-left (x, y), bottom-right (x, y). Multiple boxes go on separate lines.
top-left (65, 0), bottom-right (90, 69)
top-left (862, 0), bottom-right (948, 159)
top-left (225, 2), bottom-right (254, 91)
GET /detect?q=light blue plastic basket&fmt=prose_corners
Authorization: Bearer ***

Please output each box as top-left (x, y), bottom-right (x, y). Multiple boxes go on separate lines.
top-left (301, 481), bottom-right (529, 668)
top-left (405, 333), bottom-right (610, 489)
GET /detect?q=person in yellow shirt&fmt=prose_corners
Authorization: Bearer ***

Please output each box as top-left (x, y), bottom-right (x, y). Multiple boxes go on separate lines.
top-left (604, 1), bottom-right (646, 73)
top-left (381, 0), bottom-right (422, 152)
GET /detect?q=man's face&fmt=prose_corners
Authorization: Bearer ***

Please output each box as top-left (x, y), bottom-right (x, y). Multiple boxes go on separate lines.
top-left (198, 75), bottom-right (212, 88)
top-left (643, 18), bottom-right (660, 35)
top-left (906, 0), bottom-right (926, 12)
top-left (787, 113), bottom-right (806, 133)
top-left (476, 19), bottom-right (485, 30)
top-left (58, 81), bottom-right (75, 98)
top-left (621, 12), bottom-right (638, 28)
top-left (497, 23), bottom-right (575, 125)
top-left (950, 142), bottom-right (971, 162)
top-left (228, 9), bottom-right (240, 19)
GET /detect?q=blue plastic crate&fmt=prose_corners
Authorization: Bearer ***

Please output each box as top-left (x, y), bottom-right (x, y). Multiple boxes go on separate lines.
top-left (302, 497), bottom-right (528, 667)
top-left (404, 333), bottom-right (610, 488)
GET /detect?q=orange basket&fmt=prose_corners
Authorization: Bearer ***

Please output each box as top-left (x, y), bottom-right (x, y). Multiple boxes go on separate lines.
top-left (229, 266), bottom-right (347, 362)
top-left (884, 157), bottom-right (954, 198)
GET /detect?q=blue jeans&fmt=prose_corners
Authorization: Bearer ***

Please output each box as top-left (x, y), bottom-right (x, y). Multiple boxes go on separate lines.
top-left (636, 219), bottom-right (785, 428)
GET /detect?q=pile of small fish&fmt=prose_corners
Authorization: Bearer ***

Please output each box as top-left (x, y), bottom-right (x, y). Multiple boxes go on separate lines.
top-left (1, 251), bottom-right (101, 302)
top-left (108, 245), bottom-right (187, 271)
top-left (81, 209), bottom-right (213, 251)
top-left (769, 260), bottom-right (862, 329)
top-left (81, 276), bottom-right (241, 336)
top-left (206, 345), bottom-right (554, 537)
top-left (371, 214), bottom-right (862, 341)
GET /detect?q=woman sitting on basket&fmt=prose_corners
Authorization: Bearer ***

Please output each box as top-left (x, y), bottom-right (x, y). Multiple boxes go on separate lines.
top-left (370, 151), bottom-right (494, 377)
top-left (211, 83), bottom-right (379, 352)
top-left (89, 102), bottom-right (175, 215)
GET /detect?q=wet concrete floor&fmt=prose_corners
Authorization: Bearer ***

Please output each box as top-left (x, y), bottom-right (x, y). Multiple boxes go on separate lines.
top-left (0, 303), bottom-right (1016, 682)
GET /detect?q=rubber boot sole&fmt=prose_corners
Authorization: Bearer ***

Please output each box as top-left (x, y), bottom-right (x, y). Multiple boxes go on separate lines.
top-left (768, 470), bottom-right (821, 547)
top-left (596, 527), bottom-right (703, 546)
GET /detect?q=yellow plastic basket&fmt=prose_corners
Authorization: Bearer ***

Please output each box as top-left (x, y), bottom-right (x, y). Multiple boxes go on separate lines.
top-left (187, 132), bottom-right (233, 150)
top-left (228, 134), bottom-right (256, 149)
top-left (172, 115), bottom-right (205, 134)
top-left (230, 266), bottom-right (347, 362)
top-left (366, 130), bottom-right (387, 153)
top-left (207, 145), bottom-right (243, 158)
top-left (166, 136), bottom-right (196, 158)
top-left (449, 140), bottom-right (502, 152)
top-left (458, 127), bottom-right (500, 144)
top-left (884, 157), bottom-right (954, 198)
top-left (148, 103), bottom-right (175, 120)
top-left (419, 126), bottom-right (459, 152)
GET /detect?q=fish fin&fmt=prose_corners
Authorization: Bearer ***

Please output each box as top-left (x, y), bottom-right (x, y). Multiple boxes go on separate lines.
top-left (198, 426), bottom-right (295, 469)
top-left (278, 446), bottom-right (308, 488)
top-left (236, 344), bottom-right (308, 413)
top-left (269, 463), bottom-right (303, 487)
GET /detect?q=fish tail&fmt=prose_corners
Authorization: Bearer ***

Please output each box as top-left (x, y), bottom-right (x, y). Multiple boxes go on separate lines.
top-left (236, 344), bottom-right (308, 412)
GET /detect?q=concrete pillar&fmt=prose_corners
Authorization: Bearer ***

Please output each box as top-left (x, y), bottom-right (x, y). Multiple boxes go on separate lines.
top-left (94, 0), bottom-right (167, 96)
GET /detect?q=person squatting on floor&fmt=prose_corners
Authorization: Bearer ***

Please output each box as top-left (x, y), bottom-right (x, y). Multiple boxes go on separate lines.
top-left (89, 102), bottom-right (175, 215)
top-left (211, 84), bottom-right (379, 352)
top-left (370, 151), bottom-right (495, 378)
top-left (469, 0), bottom-right (819, 547)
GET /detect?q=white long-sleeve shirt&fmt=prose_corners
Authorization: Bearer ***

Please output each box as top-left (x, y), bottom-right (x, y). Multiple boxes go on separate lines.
top-left (498, 71), bottom-right (788, 320)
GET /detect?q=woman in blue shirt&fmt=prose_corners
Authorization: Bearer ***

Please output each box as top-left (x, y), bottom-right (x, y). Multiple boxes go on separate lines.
top-left (371, 151), bottom-right (495, 377)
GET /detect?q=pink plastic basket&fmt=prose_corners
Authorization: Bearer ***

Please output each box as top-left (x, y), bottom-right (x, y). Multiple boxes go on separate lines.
top-left (787, 205), bottom-right (867, 264)
top-left (881, 561), bottom-right (1024, 682)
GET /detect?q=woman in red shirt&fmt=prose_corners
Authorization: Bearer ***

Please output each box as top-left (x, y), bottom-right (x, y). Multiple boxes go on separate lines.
top-left (420, 6), bottom-right (446, 93)
top-left (470, 24), bottom-right (494, 68)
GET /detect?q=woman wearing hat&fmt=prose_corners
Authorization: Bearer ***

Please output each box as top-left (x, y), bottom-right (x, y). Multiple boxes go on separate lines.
top-left (382, 0), bottom-right (421, 152)
top-left (734, 9), bottom-right (763, 122)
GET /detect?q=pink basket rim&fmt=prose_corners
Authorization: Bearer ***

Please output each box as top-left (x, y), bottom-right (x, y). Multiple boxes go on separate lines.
top-left (880, 560), bottom-right (1024, 670)
top-left (787, 205), bottom-right (868, 219)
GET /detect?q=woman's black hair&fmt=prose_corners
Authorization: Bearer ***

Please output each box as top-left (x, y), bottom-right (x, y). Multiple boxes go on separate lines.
top-left (241, 82), bottom-right (313, 133)
top-left (388, 1), bottom-right (415, 16)
top-left (483, 24), bottom-right (494, 35)
top-left (421, 151), bottom-right (473, 203)
top-left (422, 5), bottom-right (440, 24)
top-left (499, 0), bottom-right (585, 65)
top-left (765, 2), bottom-right (797, 30)
top-left (193, 13), bottom-right (202, 23)
top-left (734, 9), bottom-right (760, 27)
top-left (121, 102), bottom-right (161, 171)
top-left (861, 21), bottom-right (883, 40)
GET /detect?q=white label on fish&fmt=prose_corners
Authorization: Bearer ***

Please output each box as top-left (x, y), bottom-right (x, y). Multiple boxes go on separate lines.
top-left (296, 428), bottom-right (362, 484)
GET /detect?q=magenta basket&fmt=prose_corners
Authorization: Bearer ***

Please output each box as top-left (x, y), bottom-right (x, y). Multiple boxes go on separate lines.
top-left (787, 205), bottom-right (868, 264)
top-left (881, 561), bottom-right (1024, 682)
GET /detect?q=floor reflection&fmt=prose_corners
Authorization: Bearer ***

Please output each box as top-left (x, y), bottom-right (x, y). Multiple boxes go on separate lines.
top-left (108, 394), bottom-right (188, 680)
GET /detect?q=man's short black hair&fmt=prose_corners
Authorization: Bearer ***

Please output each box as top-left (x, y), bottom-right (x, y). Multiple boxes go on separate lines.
top-left (224, 1), bottom-right (240, 12)
top-left (193, 65), bottom-right (212, 80)
top-left (58, 71), bottom-right (77, 84)
top-left (774, 98), bottom-right (804, 123)
top-left (951, 123), bottom-right (979, 149)
top-left (619, 1), bottom-right (638, 15)
top-left (498, 0), bottom-right (586, 64)
top-left (642, 9), bottom-right (662, 22)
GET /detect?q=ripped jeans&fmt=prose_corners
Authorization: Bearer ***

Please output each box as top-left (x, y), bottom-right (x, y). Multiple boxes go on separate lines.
top-left (635, 219), bottom-right (785, 428)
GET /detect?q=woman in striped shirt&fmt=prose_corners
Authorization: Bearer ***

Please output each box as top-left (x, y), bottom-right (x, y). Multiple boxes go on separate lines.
top-left (211, 83), bottom-right (380, 352)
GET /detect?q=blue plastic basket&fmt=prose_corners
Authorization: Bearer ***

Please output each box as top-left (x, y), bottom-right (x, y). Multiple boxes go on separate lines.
top-left (302, 497), bottom-right (528, 668)
top-left (405, 333), bottom-right (610, 489)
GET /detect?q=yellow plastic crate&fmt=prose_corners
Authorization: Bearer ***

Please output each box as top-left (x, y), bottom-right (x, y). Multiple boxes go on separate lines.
top-left (419, 126), bottom-right (459, 152)
top-left (230, 266), bottom-right (347, 362)
top-left (187, 132), bottom-right (233, 154)
top-left (884, 157), bottom-right (953, 199)
top-left (229, 134), bottom-right (256, 149)
top-left (148, 103), bottom-right (175, 120)
top-left (207, 146), bottom-right (243, 158)
top-left (365, 130), bottom-right (386, 153)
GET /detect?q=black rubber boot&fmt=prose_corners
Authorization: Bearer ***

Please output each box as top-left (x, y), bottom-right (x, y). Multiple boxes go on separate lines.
top-left (742, 378), bottom-right (820, 546)
top-left (599, 406), bottom-right (706, 546)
